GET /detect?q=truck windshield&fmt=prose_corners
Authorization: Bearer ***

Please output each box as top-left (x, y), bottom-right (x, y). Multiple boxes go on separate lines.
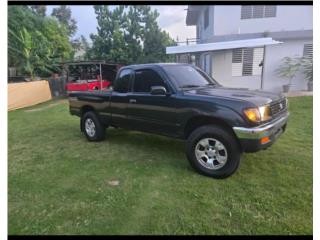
top-left (163, 65), bottom-right (219, 89)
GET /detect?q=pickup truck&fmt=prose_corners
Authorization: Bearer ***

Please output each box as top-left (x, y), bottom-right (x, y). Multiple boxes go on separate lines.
top-left (68, 63), bottom-right (289, 178)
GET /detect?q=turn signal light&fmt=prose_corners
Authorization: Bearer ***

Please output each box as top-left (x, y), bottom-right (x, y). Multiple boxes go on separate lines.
top-left (260, 136), bottom-right (270, 144)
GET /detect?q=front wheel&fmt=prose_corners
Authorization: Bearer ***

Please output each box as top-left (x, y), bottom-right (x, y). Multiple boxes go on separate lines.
top-left (81, 111), bottom-right (105, 141)
top-left (186, 125), bottom-right (241, 179)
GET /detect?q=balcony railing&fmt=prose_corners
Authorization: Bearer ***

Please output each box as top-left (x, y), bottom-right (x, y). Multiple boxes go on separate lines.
top-left (174, 38), bottom-right (201, 46)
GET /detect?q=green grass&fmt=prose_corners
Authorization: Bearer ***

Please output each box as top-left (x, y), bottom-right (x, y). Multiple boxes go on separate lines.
top-left (8, 96), bottom-right (313, 235)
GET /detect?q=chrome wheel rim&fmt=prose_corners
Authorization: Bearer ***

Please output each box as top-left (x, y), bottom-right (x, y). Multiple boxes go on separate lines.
top-left (195, 138), bottom-right (228, 170)
top-left (85, 118), bottom-right (96, 137)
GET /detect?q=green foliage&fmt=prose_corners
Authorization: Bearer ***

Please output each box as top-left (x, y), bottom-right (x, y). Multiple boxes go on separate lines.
top-left (275, 56), bottom-right (301, 85)
top-left (72, 35), bottom-right (91, 61)
top-left (108, 23), bottom-right (129, 63)
top-left (8, 27), bottom-right (34, 78)
top-left (276, 56), bottom-right (313, 84)
top-left (89, 6), bottom-right (127, 63)
top-left (51, 6), bottom-right (77, 37)
top-left (300, 56), bottom-right (313, 82)
top-left (8, 6), bottom-right (38, 68)
top-left (30, 5), bottom-right (47, 17)
top-left (90, 5), bottom-right (175, 64)
top-left (8, 6), bottom-right (73, 78)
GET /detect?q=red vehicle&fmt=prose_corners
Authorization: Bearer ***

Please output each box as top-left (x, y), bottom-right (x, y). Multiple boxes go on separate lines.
top-left (65, 61), bottom-right (123, 92)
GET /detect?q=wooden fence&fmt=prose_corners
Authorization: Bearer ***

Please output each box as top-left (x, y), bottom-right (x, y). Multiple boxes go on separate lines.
top-left (8, 80), bottom-right (52, 111)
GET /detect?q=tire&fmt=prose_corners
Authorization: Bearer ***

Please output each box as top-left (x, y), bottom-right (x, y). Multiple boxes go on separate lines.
top-left (186, 124), bottom-right (241, 179)
top-left (81, 111), bottom-right (105, 141)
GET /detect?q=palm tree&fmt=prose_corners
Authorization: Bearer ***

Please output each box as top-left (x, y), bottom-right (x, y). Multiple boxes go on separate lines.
top-left (275, 56), bottom-right (301, 92)
top-left (8, 27), bottom-right (34, 79)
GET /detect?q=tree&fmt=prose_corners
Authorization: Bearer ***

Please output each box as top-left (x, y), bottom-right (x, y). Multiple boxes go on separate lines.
top-left (8, 6), bottom-right (38, 68)
top-left (124, 6), bottom-right (144, 63)
top-left (89, 5), bottom-right (175, 64)
top-left (90, 5), bottom-right (129, 63)
top-left (300, 56), bottom-right (312, 83)
top-left (8, 27), bottom-right (34, 78)
top-left (73, 35), bottom-right (91, 60)
top-left (8, 6), bottom-right (73, 78)
top-left (51, 6), bottom-right (77, 37)
top-left (140, 6), bottom-right (175, 63)
top-left (89, 6), bottom-right (115, 60)
top-left (108, 22), bottom-right (129, 63)
top-left (30, 5), bottom-right (46, 17)
top-left (275, 56), bottom-right (301, 86)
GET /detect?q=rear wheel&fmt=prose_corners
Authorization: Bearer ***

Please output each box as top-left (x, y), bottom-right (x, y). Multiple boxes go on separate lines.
top-left (186, 124), bottom-right (241, 179)
top-left (81, 111), bottom-right (105, 141)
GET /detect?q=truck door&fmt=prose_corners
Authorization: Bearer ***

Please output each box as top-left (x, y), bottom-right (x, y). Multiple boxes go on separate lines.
top-left (109, 68), bottom-right (133, 128)
top-left (126, 68), bottom-right (178, 137)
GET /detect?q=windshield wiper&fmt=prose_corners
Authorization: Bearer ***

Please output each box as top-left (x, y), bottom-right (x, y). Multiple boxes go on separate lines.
top-left (206, 83), bottom-right (216, 86)
top-left (180, 84), bottom-right (201, 89)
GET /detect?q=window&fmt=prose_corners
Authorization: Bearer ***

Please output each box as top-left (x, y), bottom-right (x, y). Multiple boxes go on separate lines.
top-left (252, 6), bottom-right (264, 18)
top-left (204, 7), bottom-right (209, 29)
top-left (303, 44), bottom-right (313, 58)
top-left (232, 49), bottom-right (242, 63)
top-left (113, 69), bottom-right (132, 93)
top-left (241, 5), bottom-right (276, 19)
top-left (264, 5), bottom-right (277, 17)
top-left (241, 6), bottom-right (252, 19)
top-left (162, 65), bottom-right (218, 89)
top-left (242, 48), bottom-right (254, 76)
top-left (232, 48), bottom-right (264, 77)
top-left (133, 69), bottom-right (166, 93)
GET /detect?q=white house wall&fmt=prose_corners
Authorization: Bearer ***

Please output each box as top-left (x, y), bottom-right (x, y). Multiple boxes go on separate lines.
top-left (208, 39), bottom-right (312, 92)
top-left (263, 38), bottom-right (312, 92)
top-left (197, 6), bottom-right (215, 41)
top-left (213, 5), bottom-right (313, 36)
top-left (210, 51), bottom-right (262, 90)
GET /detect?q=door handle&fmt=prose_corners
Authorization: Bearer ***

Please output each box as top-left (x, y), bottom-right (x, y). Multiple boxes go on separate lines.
top-left (129, 99), bottom-right (137, 103)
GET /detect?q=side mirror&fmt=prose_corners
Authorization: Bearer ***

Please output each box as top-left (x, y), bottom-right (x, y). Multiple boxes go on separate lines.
top-left (150, 86), bottom-right (168, 95)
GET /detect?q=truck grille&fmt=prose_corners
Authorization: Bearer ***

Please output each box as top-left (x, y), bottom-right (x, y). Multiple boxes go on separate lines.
top-left (270, 98), bottom-right (287, 116)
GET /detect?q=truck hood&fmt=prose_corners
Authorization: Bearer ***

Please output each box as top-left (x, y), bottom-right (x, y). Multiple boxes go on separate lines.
top-left (183, 86), bottom-right (283, 106)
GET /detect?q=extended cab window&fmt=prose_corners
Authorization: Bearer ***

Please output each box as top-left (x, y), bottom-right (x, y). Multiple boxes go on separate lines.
top-left (114, 69), bottom-right (132, 93)
top-left (133, 69), bottom-right (167, 93)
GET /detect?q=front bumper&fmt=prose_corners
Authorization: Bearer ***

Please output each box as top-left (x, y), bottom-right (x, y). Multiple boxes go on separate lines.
top-left (233, 112), bottom-right (289, 152)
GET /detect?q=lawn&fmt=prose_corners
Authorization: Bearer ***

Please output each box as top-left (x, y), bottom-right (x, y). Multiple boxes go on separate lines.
top-left (8, 96), bottom-right (312, 235)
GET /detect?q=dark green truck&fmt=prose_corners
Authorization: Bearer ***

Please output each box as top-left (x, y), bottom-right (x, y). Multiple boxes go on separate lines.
top-left (69, 63), bottom-right (289, 178)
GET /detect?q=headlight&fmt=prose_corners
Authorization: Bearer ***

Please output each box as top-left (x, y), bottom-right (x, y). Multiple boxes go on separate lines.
top-left (285, 97), bottom-right (289, 108)
top-left (258, 105), bottom-right (272, 122)
top-left (244, 108), bottom-right (260, 123)
top-left (244, 105), bottom-right (271, 123)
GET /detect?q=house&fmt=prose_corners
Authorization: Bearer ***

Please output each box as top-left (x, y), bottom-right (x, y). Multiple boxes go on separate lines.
top-left (167, 5), bottom-right (313, 92)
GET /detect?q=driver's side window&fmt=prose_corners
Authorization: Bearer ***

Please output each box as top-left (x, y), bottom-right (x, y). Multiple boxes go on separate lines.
top-left (114, 69), bottom-right (133, 93)
top-left (133, 69), bottom-right (167, 93)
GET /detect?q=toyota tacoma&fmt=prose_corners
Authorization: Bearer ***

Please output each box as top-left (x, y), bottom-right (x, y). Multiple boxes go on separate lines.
top-left (68, 63), bottom-right (289, 178)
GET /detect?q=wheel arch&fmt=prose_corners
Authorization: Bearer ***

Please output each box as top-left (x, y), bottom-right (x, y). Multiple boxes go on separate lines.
top-left (183, 115), bottom-right (242, 152)
top-left (80, 105), bottom-right (96, 132)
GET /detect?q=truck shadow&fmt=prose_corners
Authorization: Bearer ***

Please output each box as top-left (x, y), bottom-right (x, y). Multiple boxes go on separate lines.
top-left (106, 128), bottom-right (185, 152)
top-left (103, 127), bottom-right (188, 165)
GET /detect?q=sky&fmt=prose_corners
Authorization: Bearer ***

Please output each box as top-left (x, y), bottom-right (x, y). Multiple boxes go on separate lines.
top-left (46, 5), bottom-right (196, 43)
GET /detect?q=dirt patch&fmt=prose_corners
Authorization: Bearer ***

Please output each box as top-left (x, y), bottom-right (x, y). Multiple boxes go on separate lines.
top-left (107, 180), bottom-right (120, 187)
